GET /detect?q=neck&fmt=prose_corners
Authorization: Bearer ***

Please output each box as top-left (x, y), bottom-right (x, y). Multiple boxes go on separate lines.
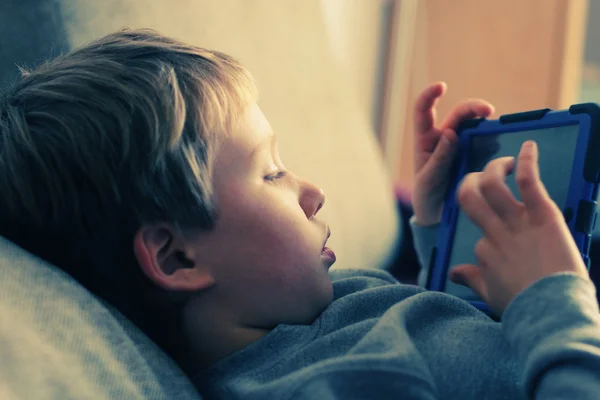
top-left (173, 302), bottom-right (270, 375)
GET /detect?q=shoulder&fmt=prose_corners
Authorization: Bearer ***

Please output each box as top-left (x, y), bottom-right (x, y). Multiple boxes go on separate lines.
top-left (329, 267), bottom-right (399, 285)
top-left (329, 268), bottom-right (419, 301)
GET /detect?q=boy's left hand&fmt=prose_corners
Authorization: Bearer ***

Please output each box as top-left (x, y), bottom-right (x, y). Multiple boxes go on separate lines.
top-left (449, 141), bottom-right (590, 315)
top-left (411, 83), bottom-right (495, 226)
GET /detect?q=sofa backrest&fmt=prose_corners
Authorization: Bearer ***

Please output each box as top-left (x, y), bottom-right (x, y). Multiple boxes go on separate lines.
top-left (1, 0), bottom-right (400, 271)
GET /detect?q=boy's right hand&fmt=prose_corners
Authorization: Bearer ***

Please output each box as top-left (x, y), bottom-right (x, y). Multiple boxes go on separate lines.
top-left (449, 141), bottom-right (591, 315)
top-left (411, 82), bottom-right (494, 226)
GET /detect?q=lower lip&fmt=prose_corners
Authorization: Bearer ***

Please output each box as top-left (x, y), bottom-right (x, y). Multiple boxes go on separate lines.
top-left (321, 246), bottom-right (336, 264)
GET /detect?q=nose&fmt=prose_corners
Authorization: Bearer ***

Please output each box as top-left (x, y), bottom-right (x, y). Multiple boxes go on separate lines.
top-left (299, 179), bottom-right (326, 219)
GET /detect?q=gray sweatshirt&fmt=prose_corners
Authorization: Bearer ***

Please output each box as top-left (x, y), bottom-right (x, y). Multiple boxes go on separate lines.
top-left (193, 221), bottom-right (600, 399)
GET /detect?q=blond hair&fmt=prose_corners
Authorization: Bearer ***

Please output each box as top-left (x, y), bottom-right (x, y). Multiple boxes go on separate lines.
top-left (0, 29), bottom-right (258, 349)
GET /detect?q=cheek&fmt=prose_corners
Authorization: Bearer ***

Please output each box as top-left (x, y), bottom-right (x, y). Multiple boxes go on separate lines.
top-left (225, 190), bottom-right (313, 252)
top-left (208, 193), bottom-right (333, 323)
top-left (236, 211), bottom-right (314, 267)
top-left (210, 183), bottom-right (323, 271)
top-left (221, 207), bottom-right (318, 281)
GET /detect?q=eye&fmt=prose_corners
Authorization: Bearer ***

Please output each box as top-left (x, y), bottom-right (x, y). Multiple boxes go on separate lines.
top-left (264, 171), bottom-right (288, 182)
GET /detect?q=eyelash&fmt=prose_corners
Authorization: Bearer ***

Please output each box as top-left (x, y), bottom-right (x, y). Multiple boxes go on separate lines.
top-left (264, 171), bottom-right (288, 182)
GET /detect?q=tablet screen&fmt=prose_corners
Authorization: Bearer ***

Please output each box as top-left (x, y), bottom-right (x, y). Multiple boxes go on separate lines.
top-left (445, 124), bottom-right (580, 300)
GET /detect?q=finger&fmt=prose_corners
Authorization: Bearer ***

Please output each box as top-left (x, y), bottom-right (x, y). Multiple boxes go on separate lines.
top-left (417, 129), bottom-right (458, 186)
top-left (458, 173), bottom-right (507, 239)
top-left (480, 157), bottom-right (524, 229)
top-left (515, 141), bottom-right (555, 223)
top-left (449, 264), bottom-right (489, 301)
top-left (415, 129), bottom-right (445, 155)
top-left (440, 99), bottom-right (495, 132)
top-left (414, 82), bottom-right (447, 134)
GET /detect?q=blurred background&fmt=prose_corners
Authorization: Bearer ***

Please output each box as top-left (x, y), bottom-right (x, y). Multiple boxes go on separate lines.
top-left (0, 0), bottom-right (596, 272)
top-left (322, 0), bottom-right (594, 189)
top-left (0, 0), bottom-right (594, 188)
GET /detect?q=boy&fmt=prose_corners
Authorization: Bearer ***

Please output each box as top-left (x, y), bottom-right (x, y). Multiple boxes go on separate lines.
top-left (0, 29), bottom-right (598, 399)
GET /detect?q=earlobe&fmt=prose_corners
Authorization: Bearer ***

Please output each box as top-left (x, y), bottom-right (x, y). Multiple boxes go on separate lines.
top-left (133, 225), bottom-right (215, 292)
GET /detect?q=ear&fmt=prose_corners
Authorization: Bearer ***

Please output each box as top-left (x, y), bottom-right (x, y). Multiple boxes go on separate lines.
top-left (133, 224), bottom-right (215, 292)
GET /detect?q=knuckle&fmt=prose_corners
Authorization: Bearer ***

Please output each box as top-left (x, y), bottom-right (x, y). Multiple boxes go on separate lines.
top-left (479, 173), bottom-right (498, 194)
top-left (474, 239), bottom-right (490, 263)
top-left (460, 99), bottom-right (480, 110)
top-left (545, 201), bottom-right (563, 219)
top-left (456, 100), bottom-right (471, 111)
top-left (518, 150), bottom-right (534, 162)
top-left (516, 171), bottom-right (533, 189)
top-left (486, 157), bottom-right (505, 170)
top-left (458, 176), bottom-right (478, 205)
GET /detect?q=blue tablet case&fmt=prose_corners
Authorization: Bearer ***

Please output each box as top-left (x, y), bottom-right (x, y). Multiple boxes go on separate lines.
top-left (426, 104), bottom-right (600, 312)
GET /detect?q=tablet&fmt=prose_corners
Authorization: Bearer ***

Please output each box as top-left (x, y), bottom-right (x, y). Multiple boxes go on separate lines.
top-left (426, 104), bottom-right (600, 311)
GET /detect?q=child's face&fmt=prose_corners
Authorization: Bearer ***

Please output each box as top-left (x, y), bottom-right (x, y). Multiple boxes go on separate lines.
top-left (191, 104), bottom-right (335, 327)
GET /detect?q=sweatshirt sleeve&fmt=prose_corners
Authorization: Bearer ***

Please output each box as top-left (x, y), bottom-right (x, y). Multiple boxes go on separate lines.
top-left (408, 216), bottom-right (440, 287)
top-left (502, 273), bottom-right (600, 399)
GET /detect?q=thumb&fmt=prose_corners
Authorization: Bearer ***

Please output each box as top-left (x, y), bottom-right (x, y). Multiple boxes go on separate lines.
top-left (449, 264), bottom-right (488, 301)
top-left (430, 129), bottom-right (458, 166)
top-left (418, 129), bottom-right (458, 186)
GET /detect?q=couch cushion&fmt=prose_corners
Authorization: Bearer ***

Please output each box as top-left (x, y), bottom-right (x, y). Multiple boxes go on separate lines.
top-left (0, 237), bottom-right (200, 399)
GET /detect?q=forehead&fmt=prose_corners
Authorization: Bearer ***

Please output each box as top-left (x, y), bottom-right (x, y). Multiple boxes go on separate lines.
top-left (213, 103), bottom-right (274, 170)
top-left (243, 103), bottom-right (272, 138)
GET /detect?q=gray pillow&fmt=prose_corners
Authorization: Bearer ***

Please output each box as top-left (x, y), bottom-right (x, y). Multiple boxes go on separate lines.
top-left (0, 236), bottom-right (201, 400)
